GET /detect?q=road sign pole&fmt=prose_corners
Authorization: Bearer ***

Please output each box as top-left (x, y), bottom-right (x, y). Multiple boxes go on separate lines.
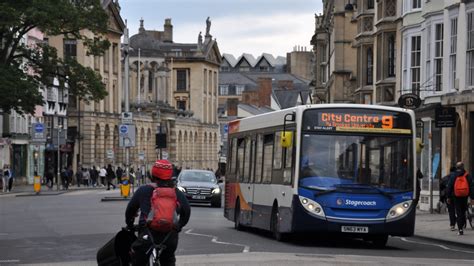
top-left (123, 22), bottom-right (132, 193)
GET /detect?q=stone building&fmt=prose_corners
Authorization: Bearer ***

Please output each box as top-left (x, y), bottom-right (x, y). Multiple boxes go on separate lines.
top-left (311, 0), bottom-right (358, 104)
top-left (47, 1), bottom-right (125, 171)
top-left (128, 18), bottom-right (221, 170)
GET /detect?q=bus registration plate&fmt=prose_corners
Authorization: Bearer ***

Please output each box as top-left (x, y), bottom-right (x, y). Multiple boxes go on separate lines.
top-left (192, 195), bottom-right (206, 200)
top-left (341, 226), bottom-right (368, 233)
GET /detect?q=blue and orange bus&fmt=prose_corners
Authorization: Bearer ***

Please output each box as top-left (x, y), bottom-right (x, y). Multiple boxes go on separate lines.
top-left (224, 104), bottom-right (417, 246)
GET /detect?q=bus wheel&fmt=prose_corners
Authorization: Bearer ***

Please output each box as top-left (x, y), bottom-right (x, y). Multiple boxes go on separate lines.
top-left (234, 202), bottom-right (243, 231)
top-left (371, 235), bottom-right (388, 248)
top-left (271, 207), bottom-right (286, 241)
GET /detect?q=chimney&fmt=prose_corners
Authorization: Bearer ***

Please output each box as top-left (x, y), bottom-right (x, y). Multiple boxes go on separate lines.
top-left (163, 18), bottom-right (173, 43)
top-left (227, 99), bottom-right (238, 117)
top-left (241, 90), bottom-right (259, 106)
top-left (257, 78), bottom-right (272, 107)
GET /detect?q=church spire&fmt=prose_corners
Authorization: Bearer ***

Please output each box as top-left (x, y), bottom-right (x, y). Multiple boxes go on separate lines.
top-left (139, 17), bottom-right (145, 33)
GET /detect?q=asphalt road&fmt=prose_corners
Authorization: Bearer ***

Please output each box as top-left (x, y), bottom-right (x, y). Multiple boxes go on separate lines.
top-left (1, 188), bottom-right (474, 265)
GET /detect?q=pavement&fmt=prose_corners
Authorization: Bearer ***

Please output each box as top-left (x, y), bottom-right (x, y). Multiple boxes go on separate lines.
top-left (2, 185), bottom-right (473, 249)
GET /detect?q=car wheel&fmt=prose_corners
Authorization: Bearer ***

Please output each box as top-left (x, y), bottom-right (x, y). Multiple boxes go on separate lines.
top-left (271, 206), bottom-right (286, 241)
top-left (234, 201), bottom-right (243, 231)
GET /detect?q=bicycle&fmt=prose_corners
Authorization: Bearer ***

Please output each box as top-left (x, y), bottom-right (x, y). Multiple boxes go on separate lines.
top-left (466, 202), bottom-right (473, 230)
top-left (127, 225), bottom-right (172, 266)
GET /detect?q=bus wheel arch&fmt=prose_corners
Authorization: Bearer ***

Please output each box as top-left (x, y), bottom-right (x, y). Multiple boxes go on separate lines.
top-left (270, 201), bottom-right (286, 241)
top-left (234, 198), bottom-right (243, 231)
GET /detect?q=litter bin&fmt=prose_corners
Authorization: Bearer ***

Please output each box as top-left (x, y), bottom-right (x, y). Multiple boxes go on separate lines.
top-left (97, 229), bottom-right (137, 266)
top-left (34, 175), bottom-right (41, 194)
top-left (120, 175), bottom-right (130, 198)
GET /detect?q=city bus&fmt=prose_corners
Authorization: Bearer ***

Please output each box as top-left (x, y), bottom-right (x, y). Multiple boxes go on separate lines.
top-left (223, 104), bottom-right (416, 246)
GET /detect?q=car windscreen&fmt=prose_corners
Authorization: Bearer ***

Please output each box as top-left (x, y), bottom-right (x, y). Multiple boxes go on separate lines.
top-left (180, 171), bottom-right (217, 183)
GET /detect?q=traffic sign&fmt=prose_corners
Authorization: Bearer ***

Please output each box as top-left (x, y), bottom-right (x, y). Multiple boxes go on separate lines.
top-left (34, 123), bottom-right (44, 133)
top-left (121, 112), bottom-right (133, 124)
top-left (223, 124), bottom-right (228, 134)
top-left (138, 151), bottom-right (145, 161)
top-left (119, 125), bottom-right (128, 134)
top-left (119, 124), bottom-right (136, 147)
top-left (106, 150), bottom-right (114, 159)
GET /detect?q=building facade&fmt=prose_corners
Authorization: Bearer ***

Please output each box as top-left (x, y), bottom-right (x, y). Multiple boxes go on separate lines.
top-left (312, 0), bottom-right (474, 211)
top-left (311, 0), bottom-right (358, 104)
top-left (128, 18), bottom-right (221, 170)
top-left (47, 1), bottom-right (125, 172)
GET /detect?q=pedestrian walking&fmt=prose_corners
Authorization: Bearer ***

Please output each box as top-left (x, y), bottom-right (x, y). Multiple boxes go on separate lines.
top-left (90, 166), bottom-right (98, 187)
top-left (45, 167), bottom-right (54, 189)
top-left (99, 166), bottom-right (107, 187)
top-left (446, 162), bottom-right (474, 236)
top-left (66, 166), bottom-right (74, 188)
top-left (4, 165), bottom-right (13, 192)
top-left (106, 164), bottom-right (116, 190)
top-left (82, 168), bottom-right (91, 187)
top-left (441, 166), bottom-right (457, 230)
top-left (2, 165), bottom-right (7, 193)
top-left (61, 167), bottom-right (69, 190)
top-left (116, 166), bottom-right (123, 184)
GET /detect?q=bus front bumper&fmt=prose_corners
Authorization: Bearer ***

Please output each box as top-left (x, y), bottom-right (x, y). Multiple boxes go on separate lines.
top-left (292, 200), bottom-right (416, 237)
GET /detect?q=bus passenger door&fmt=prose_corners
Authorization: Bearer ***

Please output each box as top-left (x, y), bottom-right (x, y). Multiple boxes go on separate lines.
top-left (239, 137), bottom-right (255, 225)
top-left (245, 138), bottom-right (256, 225)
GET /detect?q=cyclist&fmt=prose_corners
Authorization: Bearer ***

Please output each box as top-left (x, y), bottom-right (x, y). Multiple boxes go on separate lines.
top-left (125, 160), bottom-right (191, 265)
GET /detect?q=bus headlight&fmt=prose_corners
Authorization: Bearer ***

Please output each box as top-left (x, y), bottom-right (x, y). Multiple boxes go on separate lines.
top-left (386, 200), bottom-right (412, 221)
top-left (178, 186), bottom-right (186, 193)
top-left (212, 187), bottom-right (221, 194)
top-left (299, 196), bottom-right (325, 218)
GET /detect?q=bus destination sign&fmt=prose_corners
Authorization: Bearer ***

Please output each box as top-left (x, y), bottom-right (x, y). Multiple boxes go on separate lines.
top-left (303, 108), bottom-right (412, 134)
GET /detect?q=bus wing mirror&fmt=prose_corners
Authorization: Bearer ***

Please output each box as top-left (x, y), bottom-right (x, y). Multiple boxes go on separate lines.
top-left (280, 131), bottom-right (293, 148)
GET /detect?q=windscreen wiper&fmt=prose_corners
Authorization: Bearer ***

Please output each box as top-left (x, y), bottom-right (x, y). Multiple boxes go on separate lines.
top-left (334, 184), bottom-right (393, 199)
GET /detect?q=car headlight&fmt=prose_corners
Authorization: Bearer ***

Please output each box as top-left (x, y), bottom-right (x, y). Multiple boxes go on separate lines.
top-left (178, 186), bottom-right (186, 193)
top-left (299, 196), bottom-right (325, 218)
top-left (212, 187), bottom-right (221, 194)
top-left (386, 200), bottom-right (412, 221)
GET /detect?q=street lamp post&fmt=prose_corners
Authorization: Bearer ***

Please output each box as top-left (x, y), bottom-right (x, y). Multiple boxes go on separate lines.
top-left (57, 125), bottom-right (62, 191)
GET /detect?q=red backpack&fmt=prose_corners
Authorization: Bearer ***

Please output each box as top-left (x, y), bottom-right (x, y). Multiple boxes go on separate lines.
top-left (147, 184), bottom-right (180, 232)
top-left (454, 172), bottom-right (470, 197)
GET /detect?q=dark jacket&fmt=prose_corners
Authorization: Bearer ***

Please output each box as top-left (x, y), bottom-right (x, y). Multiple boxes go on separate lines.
top-left (125, 184), bottom-right (191, 230)
top-left (440, 171), bottom-right (456, 202)
top-left (106, 166), bottom-right (116, 180)
top-left (446, 169), bottom-right (474, 199)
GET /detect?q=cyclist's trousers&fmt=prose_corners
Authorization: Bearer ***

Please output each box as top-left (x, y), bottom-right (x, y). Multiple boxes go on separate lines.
top-left (131, 229), bottom-right (178, 266)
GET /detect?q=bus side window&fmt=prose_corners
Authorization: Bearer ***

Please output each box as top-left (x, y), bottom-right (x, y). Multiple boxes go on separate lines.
top-left (243, 137), bottom-right (252, 183)
top-left (273, 133), bottom-right (283, 170)
top-left (229, 138), bottom-right (238, 176)
top-left (255, 134), bottom-right (263, 183)
top-left (283, 131), bottom-right (294, 185)
top-left (237, 138), bottom-right (245, 182)
top-left (262, 134), bottom-right (274, 183)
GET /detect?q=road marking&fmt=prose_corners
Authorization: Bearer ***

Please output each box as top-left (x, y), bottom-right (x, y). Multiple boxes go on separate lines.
top-left (399, 237), bottom-right (474, 254)
top-left (184, 229), bottom-right (250, 253)
top-left (0, 259), bottom-right (20, 263)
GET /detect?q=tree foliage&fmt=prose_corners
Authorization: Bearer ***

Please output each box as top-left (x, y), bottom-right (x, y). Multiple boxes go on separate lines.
top-left (0, 0), bottom-right (112, 114)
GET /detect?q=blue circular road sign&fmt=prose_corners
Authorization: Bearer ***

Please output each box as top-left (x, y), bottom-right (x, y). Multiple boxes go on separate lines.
top-left (34, 123), bottom-right (44, 133)
top-left (119, 125), bottom-right (128, 134)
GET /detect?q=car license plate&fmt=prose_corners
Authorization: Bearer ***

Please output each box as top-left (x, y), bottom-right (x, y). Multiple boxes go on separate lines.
top-left (341, 226), bottom-right (369, 233)
top-left (192, 195), bottom-right (206, 200)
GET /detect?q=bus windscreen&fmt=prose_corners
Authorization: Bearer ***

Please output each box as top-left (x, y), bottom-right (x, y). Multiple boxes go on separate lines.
top-left (302, 108), bottom-right (412, 134)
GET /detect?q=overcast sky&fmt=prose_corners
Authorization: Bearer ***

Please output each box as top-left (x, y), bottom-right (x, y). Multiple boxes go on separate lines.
top-left (119, 0), bottom-right (323, 58)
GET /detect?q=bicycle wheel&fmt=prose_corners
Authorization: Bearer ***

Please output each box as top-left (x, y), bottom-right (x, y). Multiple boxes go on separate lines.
top-left (148, 249), bottom-right (160, 266)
